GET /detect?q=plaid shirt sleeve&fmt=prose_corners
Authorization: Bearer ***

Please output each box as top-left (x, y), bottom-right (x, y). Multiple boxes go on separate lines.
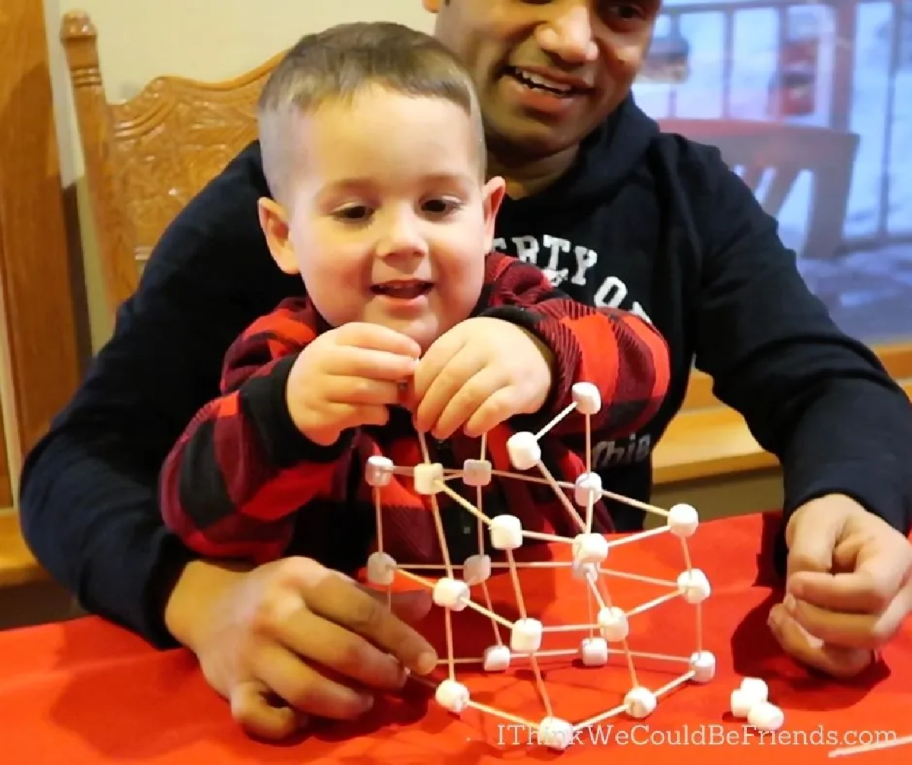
top-left (159, 300), bottom-right (351, 563)
top-left (478, 253), bottom-right (671, 439)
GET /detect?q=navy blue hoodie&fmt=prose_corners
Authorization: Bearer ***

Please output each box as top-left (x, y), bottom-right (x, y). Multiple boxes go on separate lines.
top-left (19, 96), bottom-right (912, 647)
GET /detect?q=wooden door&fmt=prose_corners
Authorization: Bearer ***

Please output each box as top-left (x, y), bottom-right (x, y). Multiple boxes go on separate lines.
top-left (0, 0), bottom-right (84, 582)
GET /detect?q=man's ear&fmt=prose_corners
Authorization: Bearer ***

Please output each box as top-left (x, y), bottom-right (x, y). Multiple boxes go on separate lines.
top-left (257, 197), bottom-right (298, 275)
top-left (480, 176), bottom-right (507, 251)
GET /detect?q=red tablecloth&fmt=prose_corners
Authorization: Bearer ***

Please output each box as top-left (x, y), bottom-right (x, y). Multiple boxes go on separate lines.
top-left (1, 511), bottom-right (910, 764)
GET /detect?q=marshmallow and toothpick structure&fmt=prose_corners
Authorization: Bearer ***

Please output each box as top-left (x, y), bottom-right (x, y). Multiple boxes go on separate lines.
top-left (364, 382), bottom-right (714, 750)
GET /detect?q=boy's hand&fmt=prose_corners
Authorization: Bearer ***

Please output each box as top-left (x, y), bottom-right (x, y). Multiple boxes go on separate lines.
top-left (166, 556), bottom-right (437, 741)
top-left (287, 323), bottom-right (421, 445)
top-left (409, 316), bottom-right (553, 440)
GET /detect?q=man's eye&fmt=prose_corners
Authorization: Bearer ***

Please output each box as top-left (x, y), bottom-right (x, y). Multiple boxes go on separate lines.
top-left (604, 1), bottom-right (646, 21)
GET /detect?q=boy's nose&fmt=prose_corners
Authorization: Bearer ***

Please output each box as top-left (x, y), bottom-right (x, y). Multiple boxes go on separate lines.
top-left (375, 213), bottom-right (429, 259)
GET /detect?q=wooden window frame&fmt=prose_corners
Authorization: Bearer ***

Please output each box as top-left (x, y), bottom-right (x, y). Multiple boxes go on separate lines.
top-left (682, 343), bottom-right (912, 411)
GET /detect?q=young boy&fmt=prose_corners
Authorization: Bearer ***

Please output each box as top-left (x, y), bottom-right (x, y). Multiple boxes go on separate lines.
top-left (158, 22), bottom-right (671, 575)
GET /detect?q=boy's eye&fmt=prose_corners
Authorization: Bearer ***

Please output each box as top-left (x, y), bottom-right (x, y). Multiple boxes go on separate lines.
top-left (423, 198), bottom-right (460, 215)
top-left (335, 205), bottom-right (371, 221)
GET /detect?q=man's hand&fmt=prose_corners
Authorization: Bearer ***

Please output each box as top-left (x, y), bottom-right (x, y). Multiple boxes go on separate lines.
top-left (769, 494), bottom-right (912, 677)
top-left (407, 316), bottom-right (554, 440)
top-left (165, 556), bottom-right (437, 741)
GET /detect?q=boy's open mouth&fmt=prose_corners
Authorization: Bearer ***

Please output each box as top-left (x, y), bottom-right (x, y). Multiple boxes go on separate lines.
top-left (371, 280), bottom-right (433, 300)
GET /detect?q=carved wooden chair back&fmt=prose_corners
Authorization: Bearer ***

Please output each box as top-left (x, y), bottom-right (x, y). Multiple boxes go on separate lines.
top-left (60, 10), bottom-right (282, 314)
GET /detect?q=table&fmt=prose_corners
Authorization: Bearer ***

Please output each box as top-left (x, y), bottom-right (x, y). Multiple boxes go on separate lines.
top-left (1, 511), bottom-right (910, 764)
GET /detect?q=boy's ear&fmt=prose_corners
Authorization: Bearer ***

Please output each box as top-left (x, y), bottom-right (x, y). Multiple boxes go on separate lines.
top-left (481, 176), bottom-right (507, 251)
top-left (257, 197), bottom-right (299, 275)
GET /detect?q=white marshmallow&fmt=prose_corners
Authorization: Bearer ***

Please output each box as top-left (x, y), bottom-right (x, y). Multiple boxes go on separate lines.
top-left (579, 637), bottom-right (609, 666)
top-left (432, 577), bottom-right (470, 610)
top-left (510, 618), bottom-right (543, 653)
top-left (677, 568), bottom-right (711, 604)
top-left (572, 533), bottom-right (609, 564)
top-left (689, 650), bottom-right (716, 682)
top-left (624, 686), bottom-right (657, 718)
top-left (413, 462), bottom-right (444, 495)
top-left (740, 677), bottom-right (769, 704)
top-left (730, 688), bottom-right (754, 718)
top-left (365, 455), bottom-right (394, 487)
top-left (571, 559), bottom-right (598, 582)
top-left (571, 382), bottom-right (601, 415)
top-left (462, 554), bottom-right (492, 585)
top-left (490, 514), bottom-right (523, 550)
top-left (506, 431), bottom-right (541, 470)
top-left (748, 701), bottom-right (784, 732)
top-left (482, 644), bottom-right (511, 672)
top-left (366, 551), bottom-right (397, 586)
top-left (573, 472), bottom-right (603, 506)
top-left (597, 606), bottom-right (629, 642)
top-left (667, 503), bottom-right (699, 538)
top-left (538, 716), bottom-right (574, 751)
top-left (435, 679), bottom-right (470, 713)
top-left (462, 458), bottom-right (492, 487)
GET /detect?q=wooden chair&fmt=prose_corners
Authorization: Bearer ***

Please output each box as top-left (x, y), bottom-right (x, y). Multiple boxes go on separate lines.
top-left (60, 10), bottom-right (283, 316)
top-left (658, 118), bottom-right (859, 262)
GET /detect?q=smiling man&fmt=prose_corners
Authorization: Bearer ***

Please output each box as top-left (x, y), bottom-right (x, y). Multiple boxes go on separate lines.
top-left (18, 0), bottom-right (912, 740)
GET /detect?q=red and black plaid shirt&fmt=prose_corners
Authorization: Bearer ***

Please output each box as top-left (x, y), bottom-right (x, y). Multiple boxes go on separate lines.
top-left (159, 253), bottom-right (670, 568)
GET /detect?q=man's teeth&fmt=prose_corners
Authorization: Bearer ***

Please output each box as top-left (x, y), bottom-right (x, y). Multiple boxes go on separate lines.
top-left (513, 69), bottom-right (574, 94)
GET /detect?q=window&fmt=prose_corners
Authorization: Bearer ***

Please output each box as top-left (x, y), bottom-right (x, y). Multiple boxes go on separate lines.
top-left (633, 0), bottom-right (912, 394)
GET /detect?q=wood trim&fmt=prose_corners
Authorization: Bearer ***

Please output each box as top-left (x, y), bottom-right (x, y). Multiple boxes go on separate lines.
top-left (0, 406), bottom-right (12, 509)
top-left (0, 512), bottom-right (47, 586)
top-left (659, 378), bottom-right (912, 485)
top-left (653, 408), bottom-right (776, 484)
top-left (682, 342), bottom-right (912, 411)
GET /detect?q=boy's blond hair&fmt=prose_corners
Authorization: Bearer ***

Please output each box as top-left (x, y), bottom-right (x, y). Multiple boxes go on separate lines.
top-left (257, 21), bottom-right (486, 204)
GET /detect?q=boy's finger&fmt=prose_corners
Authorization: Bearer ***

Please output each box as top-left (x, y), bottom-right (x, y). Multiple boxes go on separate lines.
top-left (336, 322), bottom-right (422, 358)
top-left (416, 351), bottom-right (493, 436)
top-left (325, 377), bottom-right (402, 406)
top-left (462, 385), bottom-right (519, 439)
top-left (327, 348), bottom-right (419, 382)
top-left (411, 331), bottom-right (465, 401)
top-left (431, 366), bottom-right (506, 440)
